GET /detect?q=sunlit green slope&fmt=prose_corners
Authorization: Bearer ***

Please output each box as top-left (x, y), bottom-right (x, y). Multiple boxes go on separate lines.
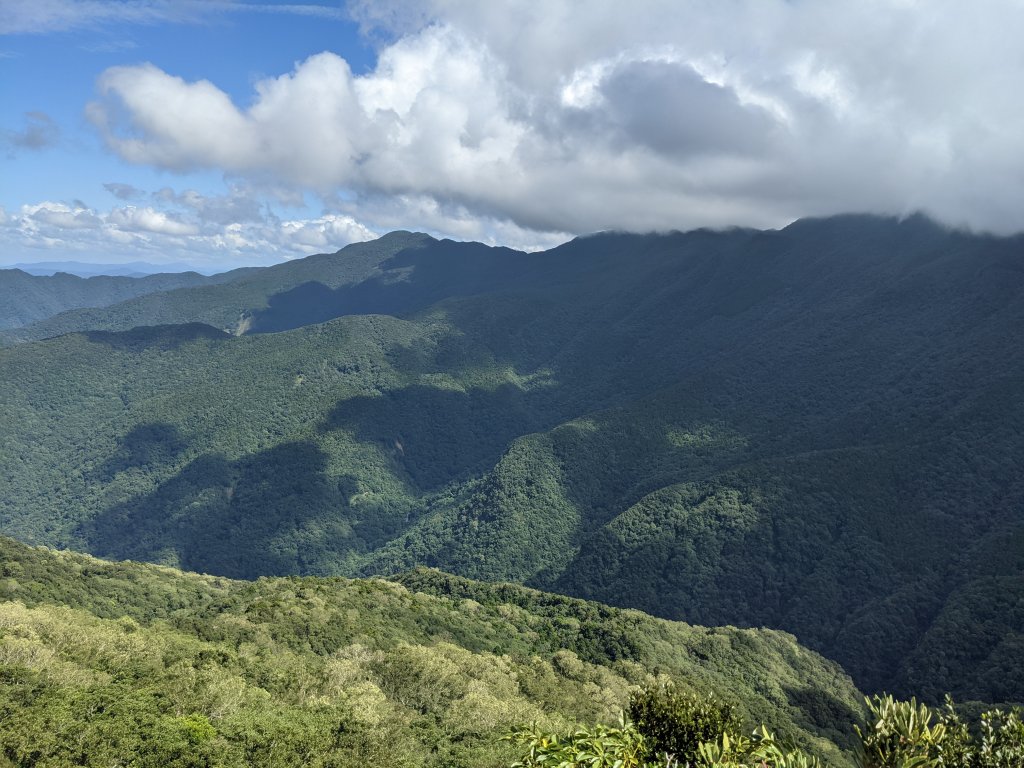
top-left (0, 537), bottom-right (861, 766)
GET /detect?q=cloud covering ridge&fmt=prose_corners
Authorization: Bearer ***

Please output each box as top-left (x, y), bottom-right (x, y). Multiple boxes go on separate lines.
top-left (79, 1), bottom-right (1024, 239)
top-left (6, 0), bottom-right (1024, 268)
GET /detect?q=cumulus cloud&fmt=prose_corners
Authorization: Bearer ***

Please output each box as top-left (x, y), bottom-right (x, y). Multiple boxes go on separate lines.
top-left (80, 0), bottom-right (1024, 239)
top-left (107, 206), bottom-right (199, 236)
top-left (25, 201), bottom-right (102, 230)
top-left (3, 111), bottom-right (59, 151)
top-left (280, 213), bottom-right (377, 249)
top-left (0, 191), bottom-right (380, 270)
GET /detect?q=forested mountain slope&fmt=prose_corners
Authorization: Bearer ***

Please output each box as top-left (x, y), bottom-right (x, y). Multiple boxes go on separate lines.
top-left (2, 214), bottom-right (1023, 703)
top-left (0, 231), bottom-right (438, 344)
top-left (0, 267), bottom-right (237, 330)
top-left (0, 537), bottom-right (862, 766)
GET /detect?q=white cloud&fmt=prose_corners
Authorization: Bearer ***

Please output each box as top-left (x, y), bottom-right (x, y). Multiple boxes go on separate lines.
top-left (280, 214), bottom-right (377, 250)
top-left (107, 206), bottom-right (199, 236)
top-left (87, 64), bottom-right (262, 171)
top-left (24, 201), bottom-right (102, 230)
top-left (72, 0), bottom-right (1024, 240)
top-left (0, 192), bottom-right (381, 270)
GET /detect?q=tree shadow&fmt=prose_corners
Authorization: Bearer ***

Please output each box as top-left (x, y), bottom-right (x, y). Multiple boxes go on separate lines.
top-left (83, 323), bottom-right (229, 350)
top-left (94, 422), bottom-right (188, 481)
top-left (782, 683), bottom-right (864, 753)
top-left (80, 440), bottom-right (362, 578)
top-left (322, 381), bottom-right (549, 492)
top-left (248, 239), bottom-right (529, 334)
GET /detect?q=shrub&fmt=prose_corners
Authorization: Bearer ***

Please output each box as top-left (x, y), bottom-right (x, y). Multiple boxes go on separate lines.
top-left (855, 694), bottom-right (1024, 768)
top-left (854, 694), bottom-right (946, 768)
top-left (503, 718), bottom-right (648, 768)
top-left (505, 684), bottom-right (823, 767)
top-left (628, 683), bottom-right (740, 765)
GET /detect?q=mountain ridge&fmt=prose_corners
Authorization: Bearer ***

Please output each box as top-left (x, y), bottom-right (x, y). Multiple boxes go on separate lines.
top-left (0, 231), bottom-right (437, 344)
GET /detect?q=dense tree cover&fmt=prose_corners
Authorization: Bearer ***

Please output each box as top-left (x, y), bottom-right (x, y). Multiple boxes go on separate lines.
top-left (0, 538), bottom-right (861, 766)
top-left (0, 267), bottom-right (234, 332)
top-left (3, 215), bottom-right (1024, 703)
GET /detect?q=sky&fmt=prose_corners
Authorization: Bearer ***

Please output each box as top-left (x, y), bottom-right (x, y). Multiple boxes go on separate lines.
top-left (2, 0), bottom-right (1024, 272)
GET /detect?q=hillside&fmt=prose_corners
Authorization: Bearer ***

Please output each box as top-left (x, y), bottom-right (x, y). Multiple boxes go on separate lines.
top-left (0, 267), bottom-right (240, 331)
top-left (2, 215), bottom-right (1023, 703)
top-left (0, 537), bottom-right (862, 766)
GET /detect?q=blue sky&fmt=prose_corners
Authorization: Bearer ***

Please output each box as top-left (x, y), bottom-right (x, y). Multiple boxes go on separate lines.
top-left (3, 3), bottom-right (375, 203)
top-left (3, 1), bottom-right (1024, 271)
top-left (2, 1), bottom-right (384, 269)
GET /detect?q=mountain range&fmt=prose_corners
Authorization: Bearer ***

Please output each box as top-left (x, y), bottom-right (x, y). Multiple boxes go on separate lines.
top-left (0, 266), bottom-right (249, 331)
top-left (4, 260), bottom-right (224, 277)
top-left (2, 213), bottom-right (1023, 707)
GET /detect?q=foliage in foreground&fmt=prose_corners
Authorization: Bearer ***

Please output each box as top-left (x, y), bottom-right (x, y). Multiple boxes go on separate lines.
top-left (506, 720), bottom-right (823, 768)
top-left (2, 537), bottom-right (1022, 767)
top-left (505, 719), bottom-right (649, 768)
top-left (505, 685), bottom-right (822, 767)
top-left (504, 691), bottom-right (1024, 768)
top-left (855, 694), bottom-right (1024, 768)
top-left (628, 684), bottom-right (741, 761)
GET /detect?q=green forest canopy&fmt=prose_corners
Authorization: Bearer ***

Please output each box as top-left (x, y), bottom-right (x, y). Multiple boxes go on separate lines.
top-left (0, 536), bottom-right (862, 767)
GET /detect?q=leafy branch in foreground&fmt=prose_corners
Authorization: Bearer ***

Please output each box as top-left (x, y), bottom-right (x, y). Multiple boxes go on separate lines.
top-left (852, 693), bottom-right (1024, 768)
top-left (504, 684), bottom-right (822, 767)
top-left (504, 720), bottom-right (822, 768)
top-left (504, 687), bottom-right (1024, 768)
top-left (503, 717), bottom-right (649, 768)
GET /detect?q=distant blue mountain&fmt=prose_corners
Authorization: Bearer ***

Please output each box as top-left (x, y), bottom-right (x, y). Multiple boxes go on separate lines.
top-left (6, 260), bottom-right (221, 277)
